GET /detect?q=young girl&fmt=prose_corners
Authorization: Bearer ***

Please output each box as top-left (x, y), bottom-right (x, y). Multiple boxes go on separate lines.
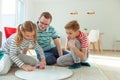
top-left (0, 21), bottom-right (46, 74)
top-left (57, 20), bottom-right (90, 69)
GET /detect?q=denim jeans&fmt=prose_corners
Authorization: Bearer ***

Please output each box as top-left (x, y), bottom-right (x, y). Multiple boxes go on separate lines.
top-left (36, 47), bottom-right (68, 65)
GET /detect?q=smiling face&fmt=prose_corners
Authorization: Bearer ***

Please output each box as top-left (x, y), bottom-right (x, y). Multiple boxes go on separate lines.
top-left (38, 16), bottom-right (51, 31)
top-left (66, 29), bottom-right (79, 39)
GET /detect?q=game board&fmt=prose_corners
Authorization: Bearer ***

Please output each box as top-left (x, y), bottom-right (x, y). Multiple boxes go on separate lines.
top-left (15, 66), bottom-right (73, 80)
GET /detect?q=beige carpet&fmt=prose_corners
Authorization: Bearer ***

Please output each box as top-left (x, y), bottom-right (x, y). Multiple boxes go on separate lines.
top-left (0, 58), bottom-right (109, 80)
top-left (65, 64), bottom-right (108, 80)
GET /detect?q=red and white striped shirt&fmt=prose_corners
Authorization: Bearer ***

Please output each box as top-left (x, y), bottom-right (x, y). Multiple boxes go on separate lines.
top-left (77, 31), bottom-right (90, 53)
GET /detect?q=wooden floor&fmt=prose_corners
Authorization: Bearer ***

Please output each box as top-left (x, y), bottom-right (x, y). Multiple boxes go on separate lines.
top-left (90, 50), bottom-right (120, 80)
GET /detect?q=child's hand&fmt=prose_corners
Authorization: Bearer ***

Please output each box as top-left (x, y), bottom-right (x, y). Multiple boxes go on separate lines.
top-left (68, 39), bottom-right (75, 48)
top-left (21, 64), bottom-right (35, 71)
top-left (22, 48), bottom-right (28, 54)
top-left (39, 59), bottom-right (46, 69)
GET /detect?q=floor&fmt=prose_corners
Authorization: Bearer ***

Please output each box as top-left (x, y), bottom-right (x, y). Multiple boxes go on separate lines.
top-left (0, 50), bottom-right (120, 80)
top-left (90, 50), bottom-right (120, 80)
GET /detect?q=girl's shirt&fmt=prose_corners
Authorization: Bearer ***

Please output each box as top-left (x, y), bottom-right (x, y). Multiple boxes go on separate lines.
top-left (2, 33), bottom-right (45, 68)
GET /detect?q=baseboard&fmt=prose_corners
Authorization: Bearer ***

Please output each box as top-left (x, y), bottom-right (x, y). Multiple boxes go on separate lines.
top-left (103, 49), bottom-right (120, 52)
top-left (90, 49), bottom-right (120, 52)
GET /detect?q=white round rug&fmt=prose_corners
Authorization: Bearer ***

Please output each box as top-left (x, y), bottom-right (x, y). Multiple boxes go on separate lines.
top-left (15, 66), bottom-right (73, 80)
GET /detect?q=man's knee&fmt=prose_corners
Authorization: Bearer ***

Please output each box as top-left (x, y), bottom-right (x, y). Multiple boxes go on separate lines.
top-left (62, 50), bottom-right (69, 55)
top-left (46, 56), bottom-right (56, 65)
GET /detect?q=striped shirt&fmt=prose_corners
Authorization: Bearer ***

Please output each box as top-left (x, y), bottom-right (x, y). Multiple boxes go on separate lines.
top-left (37, 26), bottom-right (59, 51)
top-left (2, 33), bottom-right (45, 68)
top-left (77, 31), bottom-right (90, 53)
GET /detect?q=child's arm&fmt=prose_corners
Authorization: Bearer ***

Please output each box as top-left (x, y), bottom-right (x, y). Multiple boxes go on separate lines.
top-left (73, 47), bottom-right (87, 60)
top-left (68, 39), bottom-right (88, 60)
top-left (9, 47), bottom-right (35, 70)
top-left (69, 42), bottom-right (86, 60)
top-left (35, 43), bottom-right (46, 69)
top-left (8, 41), bottom-right (35, 71)
top-left (39, 58), bottom-right (46, 69)
top-left (34, 43), bottom-right (45, 59)
top-left (34, 43), bottom-right (46, 68)
top-left (21, 64), bottom-right (35, 71)
top-left (9, 44), bottom-right (25, 68)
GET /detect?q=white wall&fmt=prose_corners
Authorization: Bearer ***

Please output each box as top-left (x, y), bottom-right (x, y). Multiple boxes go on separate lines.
top-left (24, 0), bottom-right (37, 21)
top-left (24, 0), bottom-right (120, 50)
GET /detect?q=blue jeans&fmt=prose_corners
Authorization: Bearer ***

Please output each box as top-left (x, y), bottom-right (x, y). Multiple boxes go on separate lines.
top-left (36, 47), bottom-right (68, 65)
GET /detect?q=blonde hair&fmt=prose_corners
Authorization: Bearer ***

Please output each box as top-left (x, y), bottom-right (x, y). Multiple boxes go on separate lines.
top-left (15, 21), bottom-right (37, 46)
top-left (65, 20), bottom-right (80, 31)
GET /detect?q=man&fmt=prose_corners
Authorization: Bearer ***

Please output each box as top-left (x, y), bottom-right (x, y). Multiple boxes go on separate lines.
top-left (37, 12), bottom-right (68, 65)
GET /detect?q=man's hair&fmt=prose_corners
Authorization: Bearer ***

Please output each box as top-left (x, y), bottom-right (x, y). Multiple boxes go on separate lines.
top-left (65, 20), bottom-right (80, 31)
top-left (39, 12), bottom-right (52, 22)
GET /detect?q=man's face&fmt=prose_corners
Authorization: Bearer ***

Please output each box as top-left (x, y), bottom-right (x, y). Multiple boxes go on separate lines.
top-left (66, 29), bottom-right (78, 39)
top-left (38, 16), bottom-right (51, 31)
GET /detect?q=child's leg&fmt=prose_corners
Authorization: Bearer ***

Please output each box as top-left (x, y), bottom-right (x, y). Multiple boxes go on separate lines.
top-left (69, 39), bottom-right (82, 69)
top-left (70, 39), bottom-right (81, 63)
top-left (81, 51), bottom-right (91, 67)
top-left (57, 53), bottom-right (74, 66)
top-left (0, 54), bottom-right (13, 75)
top-left (18, 54), bottom-right (38, 66)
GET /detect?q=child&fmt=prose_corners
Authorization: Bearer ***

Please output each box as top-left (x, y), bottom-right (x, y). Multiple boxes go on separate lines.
top-left (0, 21), bottom-right (46, 74)
top-left (57, 20), bottom-right (90, 69)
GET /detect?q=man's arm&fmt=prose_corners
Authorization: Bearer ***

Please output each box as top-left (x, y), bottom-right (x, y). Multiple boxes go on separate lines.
top-left (65, 38), bottom-right (70, 51)
top-left (53, 38), bottom-right (63, 56)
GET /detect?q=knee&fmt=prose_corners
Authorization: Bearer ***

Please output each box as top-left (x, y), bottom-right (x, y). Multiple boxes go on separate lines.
top-left (62, 50), bottom-right (69, 55)
top-left (74, 39), bottom-right (81, 49)
top-left (18, 54), bottom-right (38, 66)
top-left (0, 67), bottom-right (10, 75)
top-left (0, 62), bottom-right (6, 74)
top-left (57, 57), bottom-right (64, 66)
top-left (46, 56), bottom-right (56, 65)
top-left (0, 54), bottom-right (11, 75)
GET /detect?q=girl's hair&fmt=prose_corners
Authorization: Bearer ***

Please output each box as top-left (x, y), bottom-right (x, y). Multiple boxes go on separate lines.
top-left (15, 21), bottom-right (37, 46)
top-left (65, 20), bottom-right (80, 31)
